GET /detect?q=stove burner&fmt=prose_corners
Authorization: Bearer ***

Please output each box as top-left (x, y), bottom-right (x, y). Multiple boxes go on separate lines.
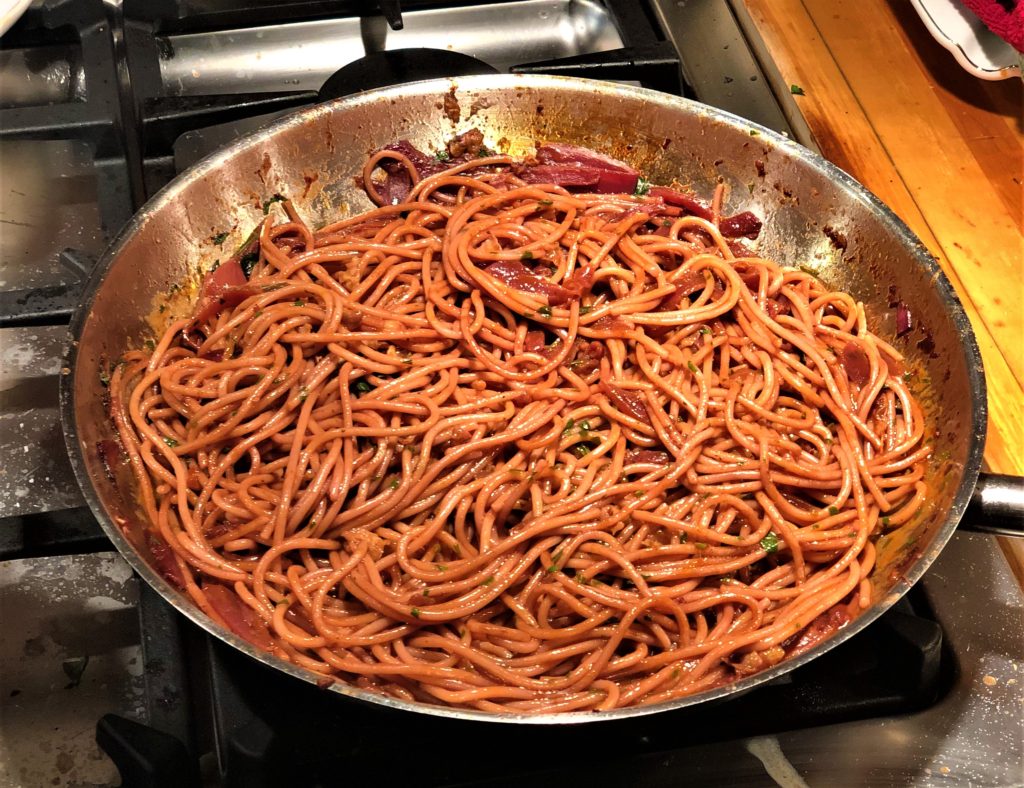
top-left (318, 49), bottom-right (498, 100)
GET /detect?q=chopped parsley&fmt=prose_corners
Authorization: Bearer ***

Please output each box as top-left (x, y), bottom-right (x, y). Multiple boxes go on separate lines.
top-left (389, 478), bottom-right (400, 490)
top-left (699, 327), bottom-right (710, 335)
top-left (163, 437), bottom-right (179, 448)
top-left (562, 418), bottom-right (576, 436)
top-left (144, 339), bottom-right (156, 351)
top-left (578, 420), bottom-right (591, 434)
top-left (353, 380), bottom-right (373, 394)
top-left (790, 84), bottom-right (805, 95)
top-left (211, 231), bottom-right (228, 246)
top-left (687, 361), bottom-right (699, 373)
top-left (521, 250), bottom-right (534, 260)
top-left (579, 305), bottom-right (593, 315)
top-left (435, 564), bottom-right (448, 572)
top-left (293, 299), bottom-right (305, 307)
top-left (678, 532), bottom-right (688, 543)
top-left (571, 444), bottom-right (592, 458)
top-left (241, 251), bottom-right (260, 277)
top-left (480, 575), bottom-right (495, 587)
top-left (298, 386), bottom-right (309, 402)
top-left (634, 178), bottom-right (651, 196)
top-left (262, 194), bottom-right (285, 214)
top-left (828, 505), bottom-right (840, 516)
top-left (538, 199), bottom-right (553, 207)
top-left (695, 542), bottom-right (708, 550)
top-left (537, 305), bottom-right (552, 319)
top-left (98, 369), bottom-right (111, 387)
top-left (434, 150), bottom-right (450, 161)
top-left (749, 129), bottom-right (760, 136)
top-left (635, 491), bottom-right (645, 498)
top-left (760, 532), bottom-right (780, 553)
top-left (411, 607), bottom-right (421, 618)
top-left (881, 516), bottom-right (891, 527)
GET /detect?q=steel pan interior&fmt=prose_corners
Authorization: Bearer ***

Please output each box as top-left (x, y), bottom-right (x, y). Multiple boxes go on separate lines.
top-left (61, 75), bottom-right (985, 724)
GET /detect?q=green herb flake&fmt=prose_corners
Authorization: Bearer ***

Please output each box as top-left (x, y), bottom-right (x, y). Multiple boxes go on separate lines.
top-left (521, 250), bottom-right (534, 261)
top-left (411, 607), bottom-right (421, 618)
top-left (389, 478), bottom-right (400, 490)
top-left (212, 231), bottom-right (228, 246)
top-left (678, 533), bottom-right (688, 543)
top-left (293, 299), bottom-right (305, 307)
top-left (354, 380), bottom-right (373, 394)
top-left (546, 564), bottom-right (560, 574)
top-left (262, 194), bottom-right (285, 214)
top-left (634, 491), bottom-right (645, 498)
top-left (144, 339), bottom-right (156, 351)
top-left (634, 178), bottom-right (651, 197)
top-left (687, 361), bottom-right (699, 373)
top-left (298, 386), bottom-right (309, 402)
top-left (799, 265), bottom-right (817, 276)
top-left (828, 505), bottom-right (840, 516)
top-left (435, 564), bottom-right (448, 572)
top-left (695, 542), bottom-right (708, 550)
top-left (790, 84), bottom-right (806, 96)
top-left (253, 309), bottom-right (263, 318)
top-left (749, 129), bottom-right (760, 136)
top-left (434, 150), bottom-right (450, 161)
top-left (760, 532), bottom-right (780, 553)
top-left (671, 667), bottom-right (681, 680)
top-left (579, 305), bottom-right (593, 315)
top-left (881, 516), bottom-right (891, 527)
top-left (562, 418), bottom-right (576, 436)
top-left (163, 437), bottom-right (179, 448)
top-left (98, 370), bottom-right (111, 387)
top-left (699, 327), bottom-right (710, 335)
top-left (537, 305), bottom-right (553, 318)
top-left (538, 199), bottom-right (553, 207)
top-left (481, 575), bottom-right (495, 587)
top-left (571, 444), bottom-right (592, 458)
top-left (423, 589), bottom-right (430, 597)
top-left (578, 420), bottom-right (591, 434)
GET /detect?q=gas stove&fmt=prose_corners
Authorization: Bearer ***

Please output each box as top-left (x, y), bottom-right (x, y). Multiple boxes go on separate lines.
top-left (1, 2), bottom-right (1021, 786)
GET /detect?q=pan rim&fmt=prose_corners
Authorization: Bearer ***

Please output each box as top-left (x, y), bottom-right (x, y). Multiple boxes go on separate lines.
top-left (60, 73), bottom-right (987, 725)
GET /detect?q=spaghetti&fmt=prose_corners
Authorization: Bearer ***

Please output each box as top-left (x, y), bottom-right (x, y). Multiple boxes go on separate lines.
top-left (110, 142), bottom-right (929, 712)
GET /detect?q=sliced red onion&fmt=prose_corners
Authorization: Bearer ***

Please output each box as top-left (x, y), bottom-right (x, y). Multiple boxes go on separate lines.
top-left (895, 301), bottom-right (913, 337)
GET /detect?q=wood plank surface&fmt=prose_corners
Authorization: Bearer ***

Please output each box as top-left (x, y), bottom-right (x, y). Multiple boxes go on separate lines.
top-left (735, 0), bottom-right (1024, 578)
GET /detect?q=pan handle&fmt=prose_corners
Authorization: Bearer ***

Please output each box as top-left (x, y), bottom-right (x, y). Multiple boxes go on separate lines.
top-left (960, 473), bottom-right (1024, 537)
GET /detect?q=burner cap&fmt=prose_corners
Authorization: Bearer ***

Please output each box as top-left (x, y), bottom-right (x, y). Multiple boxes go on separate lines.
top-left (318, 49), bottom-right (498, 101)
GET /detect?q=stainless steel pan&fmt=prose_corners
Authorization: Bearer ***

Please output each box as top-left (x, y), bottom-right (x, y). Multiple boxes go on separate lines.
top-left (60, 75), bottom-right (1024, 724)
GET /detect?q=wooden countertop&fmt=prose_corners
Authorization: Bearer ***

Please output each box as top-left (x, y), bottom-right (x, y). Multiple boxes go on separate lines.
top-left (735, 0), bottom-right (1024, 579)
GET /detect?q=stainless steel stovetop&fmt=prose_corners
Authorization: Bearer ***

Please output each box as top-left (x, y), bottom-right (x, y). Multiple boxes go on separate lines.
top-left (0, 2), bottom-right (1021, 786)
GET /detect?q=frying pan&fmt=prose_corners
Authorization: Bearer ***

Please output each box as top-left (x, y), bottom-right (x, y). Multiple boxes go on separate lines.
top-left (60, 75), bottom-right (1024, 724)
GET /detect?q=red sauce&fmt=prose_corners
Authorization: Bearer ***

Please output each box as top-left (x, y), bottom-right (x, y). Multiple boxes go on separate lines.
top-left (787, 607), bottom-right (851, 657)
top-left (202, 582), bottom-right (275, 651)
